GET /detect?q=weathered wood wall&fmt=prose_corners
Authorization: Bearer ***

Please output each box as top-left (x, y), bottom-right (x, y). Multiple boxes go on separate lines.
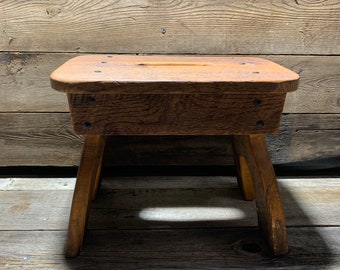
top-left (1, 1), bottom-right (339, 168)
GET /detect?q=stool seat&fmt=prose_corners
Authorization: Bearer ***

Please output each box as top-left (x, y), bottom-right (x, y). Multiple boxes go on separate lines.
top-left (50, 55), bottom-right (299, 258)
top-left (51, 55), bottom-right (298, 94)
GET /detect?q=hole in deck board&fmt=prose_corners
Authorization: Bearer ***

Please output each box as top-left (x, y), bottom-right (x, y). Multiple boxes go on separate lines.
top-left (241, 240), bottom-right (263, 254)
top-left (253, 71), bottom-right (260, 74)
top-left (94, 70), bottom-right (102, 73)
top-left (138, 207), bottom-right (246, 222)
top-left (107, 55), bottom-right (113, 58)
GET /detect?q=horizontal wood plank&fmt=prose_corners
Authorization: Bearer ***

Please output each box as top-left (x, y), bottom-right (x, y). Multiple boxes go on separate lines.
top-left (0, 177), bottom-right (75, 191)
top-left (0, 227), bottom-right (339, 269)
top-left (0, 53), bottom-right (70, 112)
top-left (0, 1), bottom-right (339, 54)
top-left (0, 113), bottom-right (82, 166)
top-left (0, 176), bottom-right (339, 268)
top-left (88, 176), bottom-right (340, 229)
top-left (0, 113), bottom-right (339, 167)
top-left (0, 190), bottom-right (72, 230)
top-left (0, 177), bottom-right (339, 230)
top-left (1, 53), bottom-right (339, 113)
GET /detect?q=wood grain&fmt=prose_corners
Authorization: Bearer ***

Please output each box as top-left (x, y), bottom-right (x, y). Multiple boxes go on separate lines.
top-left (0, 190), bottom-right (72, 230)
top-left (0, 53), bottom-right (70, 112)
top-left (0, 1), bottom-right (339, 54)
top-left (50, 55), bottom-right (299, 94)
top-left (0, 228), bottom-right (339, 269)
top-left (0, 113), bottom-right (338, 167)
top-left (1, 53), bottom-right (339, 113)
top-left (0, 176), bottom-right (339, 268)
top-left (246, 134), bottom-right (287, 255)
top-left (0, 113), bottom-right (82, 166)
top-left (68, 93), bottom-right (286, 135)
top-left (66, 135), bottom-right (105, 257)
top-left (1, 176), bottom-right (339, 231)
top-left (232, 136), bottom-right (255, 201)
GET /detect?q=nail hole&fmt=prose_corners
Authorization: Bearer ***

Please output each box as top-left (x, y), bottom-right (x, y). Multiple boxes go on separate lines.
top-left (239, 62), bottom-right (246, 65)
top-left (87, 96), bottom-right (96, 105)
top-left (101, 61), bottom-right (107, 64)
top-left (94, 70), bottom-right (102, 73)
top-left (84, 122), bottom-right (92, 128)
top-left (256, 120), bottom-right (264, 128)
top-left (253, 71), bottom-right (260, 74)
top-left (253, 99), bottom-right (262, 107)
top-left (107, 55), bottom-right (113, 58)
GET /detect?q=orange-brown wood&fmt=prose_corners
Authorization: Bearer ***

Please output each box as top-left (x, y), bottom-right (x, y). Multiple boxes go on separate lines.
top-left (66, 135), bottom-right (105, 258)
top-left (242, 134), bottom-right (288, 256)
top-left (232, 136), bottom-right (255, 201)
top-left (50, 55), bottom-right (298, 258)
top-left (50, 55), bottom-right (299, 95)
top-left (91, 136), bottom-right (106, 201)
top-left (67, 93), bottom-right (286, 135)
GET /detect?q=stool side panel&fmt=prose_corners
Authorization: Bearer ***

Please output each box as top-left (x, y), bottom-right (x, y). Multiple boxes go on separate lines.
top-left (68, 94), bottom-right (286, 135)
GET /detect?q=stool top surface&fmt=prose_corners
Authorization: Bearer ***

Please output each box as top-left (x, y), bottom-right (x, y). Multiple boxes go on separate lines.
top-left (50, 55), bottom-right (299, 94)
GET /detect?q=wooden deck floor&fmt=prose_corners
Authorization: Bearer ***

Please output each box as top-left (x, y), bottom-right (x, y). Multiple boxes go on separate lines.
top-left (0, 174), bottom-right (339, 269)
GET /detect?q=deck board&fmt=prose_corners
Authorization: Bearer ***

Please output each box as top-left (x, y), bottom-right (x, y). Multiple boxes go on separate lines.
top-left (0, 176), bottom-right (339, 269)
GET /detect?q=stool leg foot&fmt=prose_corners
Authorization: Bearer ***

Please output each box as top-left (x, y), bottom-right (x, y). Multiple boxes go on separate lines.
top-left (232, 136), bottom-right (255, 201)
top-left (243, 134), bottom-right (288, 256)
top-left (65, 135), bottom-right (105, 258)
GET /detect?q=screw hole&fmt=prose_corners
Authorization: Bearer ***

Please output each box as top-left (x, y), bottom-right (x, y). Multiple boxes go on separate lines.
top-left (256, 120), bottom-right (264, 128)
top-left (253, 99), bottom-right (262, 107)
top-left (101, 61), bottom-right (107, 64)
top-left (87, 96), bottom-right (96, 105)
top-left (84, 122), bottom-right (92, 128)
top-left (107, 55), bottom-right (113, 58)
top-left (94, 70), bottom-right (102, 73)
top-left (239, 62), bottom-right (246, 65)
top-left (253, 71), bottom-right (260, 74)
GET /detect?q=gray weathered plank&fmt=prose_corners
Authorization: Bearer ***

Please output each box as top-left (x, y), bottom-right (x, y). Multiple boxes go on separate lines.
top-left (1, 53), bottom-right (340, 113)
top-left (0, 177), bottom-right (75, 191)
top-left (89, 176), bottom-right (340, 229)
top-left (0, 113), bottom-right (82, 166)
top-left (0, 1), bottom-right (339, 54)
top-left (268, 114), bottom-right (340, 165)
top-left (0, 53), bottom-right (70, 112)
top-left (0, 228), bottom-right (339, 269)
top-left (0, 190), bottom-right (72, 230)
top-left (0, 177), bottom-right (339, 231)
top-left (0, 176), bottom-right (339, 268)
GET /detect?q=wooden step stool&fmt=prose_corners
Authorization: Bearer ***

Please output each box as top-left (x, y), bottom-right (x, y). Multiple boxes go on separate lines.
top-left (50, 55), bottom-right (299, 258)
